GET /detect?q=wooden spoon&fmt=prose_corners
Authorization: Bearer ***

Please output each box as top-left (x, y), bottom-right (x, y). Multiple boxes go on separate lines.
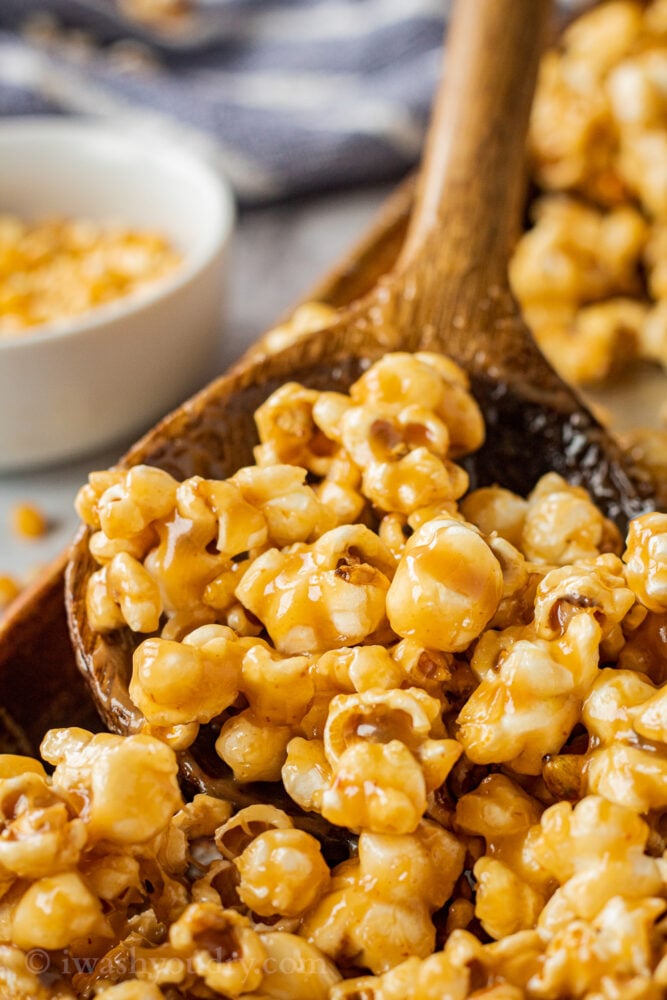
top-left (66, 0), bottom-right (654, 827)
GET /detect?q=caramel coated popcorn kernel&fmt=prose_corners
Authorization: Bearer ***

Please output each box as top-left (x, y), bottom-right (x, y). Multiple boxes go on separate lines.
top-left (10, 502), bottom-right (48, 539)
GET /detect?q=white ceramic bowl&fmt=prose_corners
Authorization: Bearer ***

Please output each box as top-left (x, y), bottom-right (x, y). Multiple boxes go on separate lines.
top-left (0, 118), bottom-right (234, 472)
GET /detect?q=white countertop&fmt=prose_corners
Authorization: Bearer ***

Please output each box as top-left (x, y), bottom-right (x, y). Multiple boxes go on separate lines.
top-left (0, 184), bottom-right (390, 586)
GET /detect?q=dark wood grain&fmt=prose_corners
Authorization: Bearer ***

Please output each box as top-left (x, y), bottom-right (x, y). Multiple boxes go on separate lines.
top-left (0, 553), bottom-right (100, 756)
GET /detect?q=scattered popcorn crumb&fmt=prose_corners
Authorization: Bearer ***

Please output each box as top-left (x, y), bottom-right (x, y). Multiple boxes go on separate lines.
top-left (11, 503), bottom-right (49, 539)
top-left (0, 574), bottom-right (21, 611)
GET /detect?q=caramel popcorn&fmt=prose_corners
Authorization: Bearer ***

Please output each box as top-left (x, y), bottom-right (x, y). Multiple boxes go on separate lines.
top-left (386, 515), bottom-right (503, 651)
top-left (510, 0), bottom-right (667, 390)
top-left (40, 728), bottom-right (182, 844)
top-left (303, 821), bottom-right (465, 974)
top-left (455, 775), bottom-right (550, 940)
top-left (130, 624), bottom-right (244, 728)
top-left (234, 828), bottom-right (331, 917)
top-left (236, 524), bottom-right (395, 655)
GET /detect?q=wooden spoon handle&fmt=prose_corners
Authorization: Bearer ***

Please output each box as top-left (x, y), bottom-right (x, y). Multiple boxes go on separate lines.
top-left (400, 0), bottom-right (550, 274)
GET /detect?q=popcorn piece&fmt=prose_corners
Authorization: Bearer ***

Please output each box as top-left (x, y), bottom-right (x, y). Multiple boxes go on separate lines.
top-left (386, 517), bottom-right (503, 652)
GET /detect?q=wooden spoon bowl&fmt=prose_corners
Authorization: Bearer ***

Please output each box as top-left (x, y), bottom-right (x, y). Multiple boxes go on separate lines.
top-left (66, 0), bottom-right (654, 830)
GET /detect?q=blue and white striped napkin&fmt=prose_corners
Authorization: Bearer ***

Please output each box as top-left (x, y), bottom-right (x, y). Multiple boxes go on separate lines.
top-left (0, 0), bottom-right (450, 203)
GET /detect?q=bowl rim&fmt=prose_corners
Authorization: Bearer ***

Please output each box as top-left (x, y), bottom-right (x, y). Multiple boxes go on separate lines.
top-left (0, 116), bottom-right (235, 351)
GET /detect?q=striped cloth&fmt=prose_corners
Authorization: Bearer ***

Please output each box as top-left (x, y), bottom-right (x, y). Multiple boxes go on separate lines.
top-left (0, 0), bottom-right (450, 203)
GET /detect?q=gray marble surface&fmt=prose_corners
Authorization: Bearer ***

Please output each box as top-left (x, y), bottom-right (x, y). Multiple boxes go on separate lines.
top-left (0, 184), bottom-right (390, 587)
